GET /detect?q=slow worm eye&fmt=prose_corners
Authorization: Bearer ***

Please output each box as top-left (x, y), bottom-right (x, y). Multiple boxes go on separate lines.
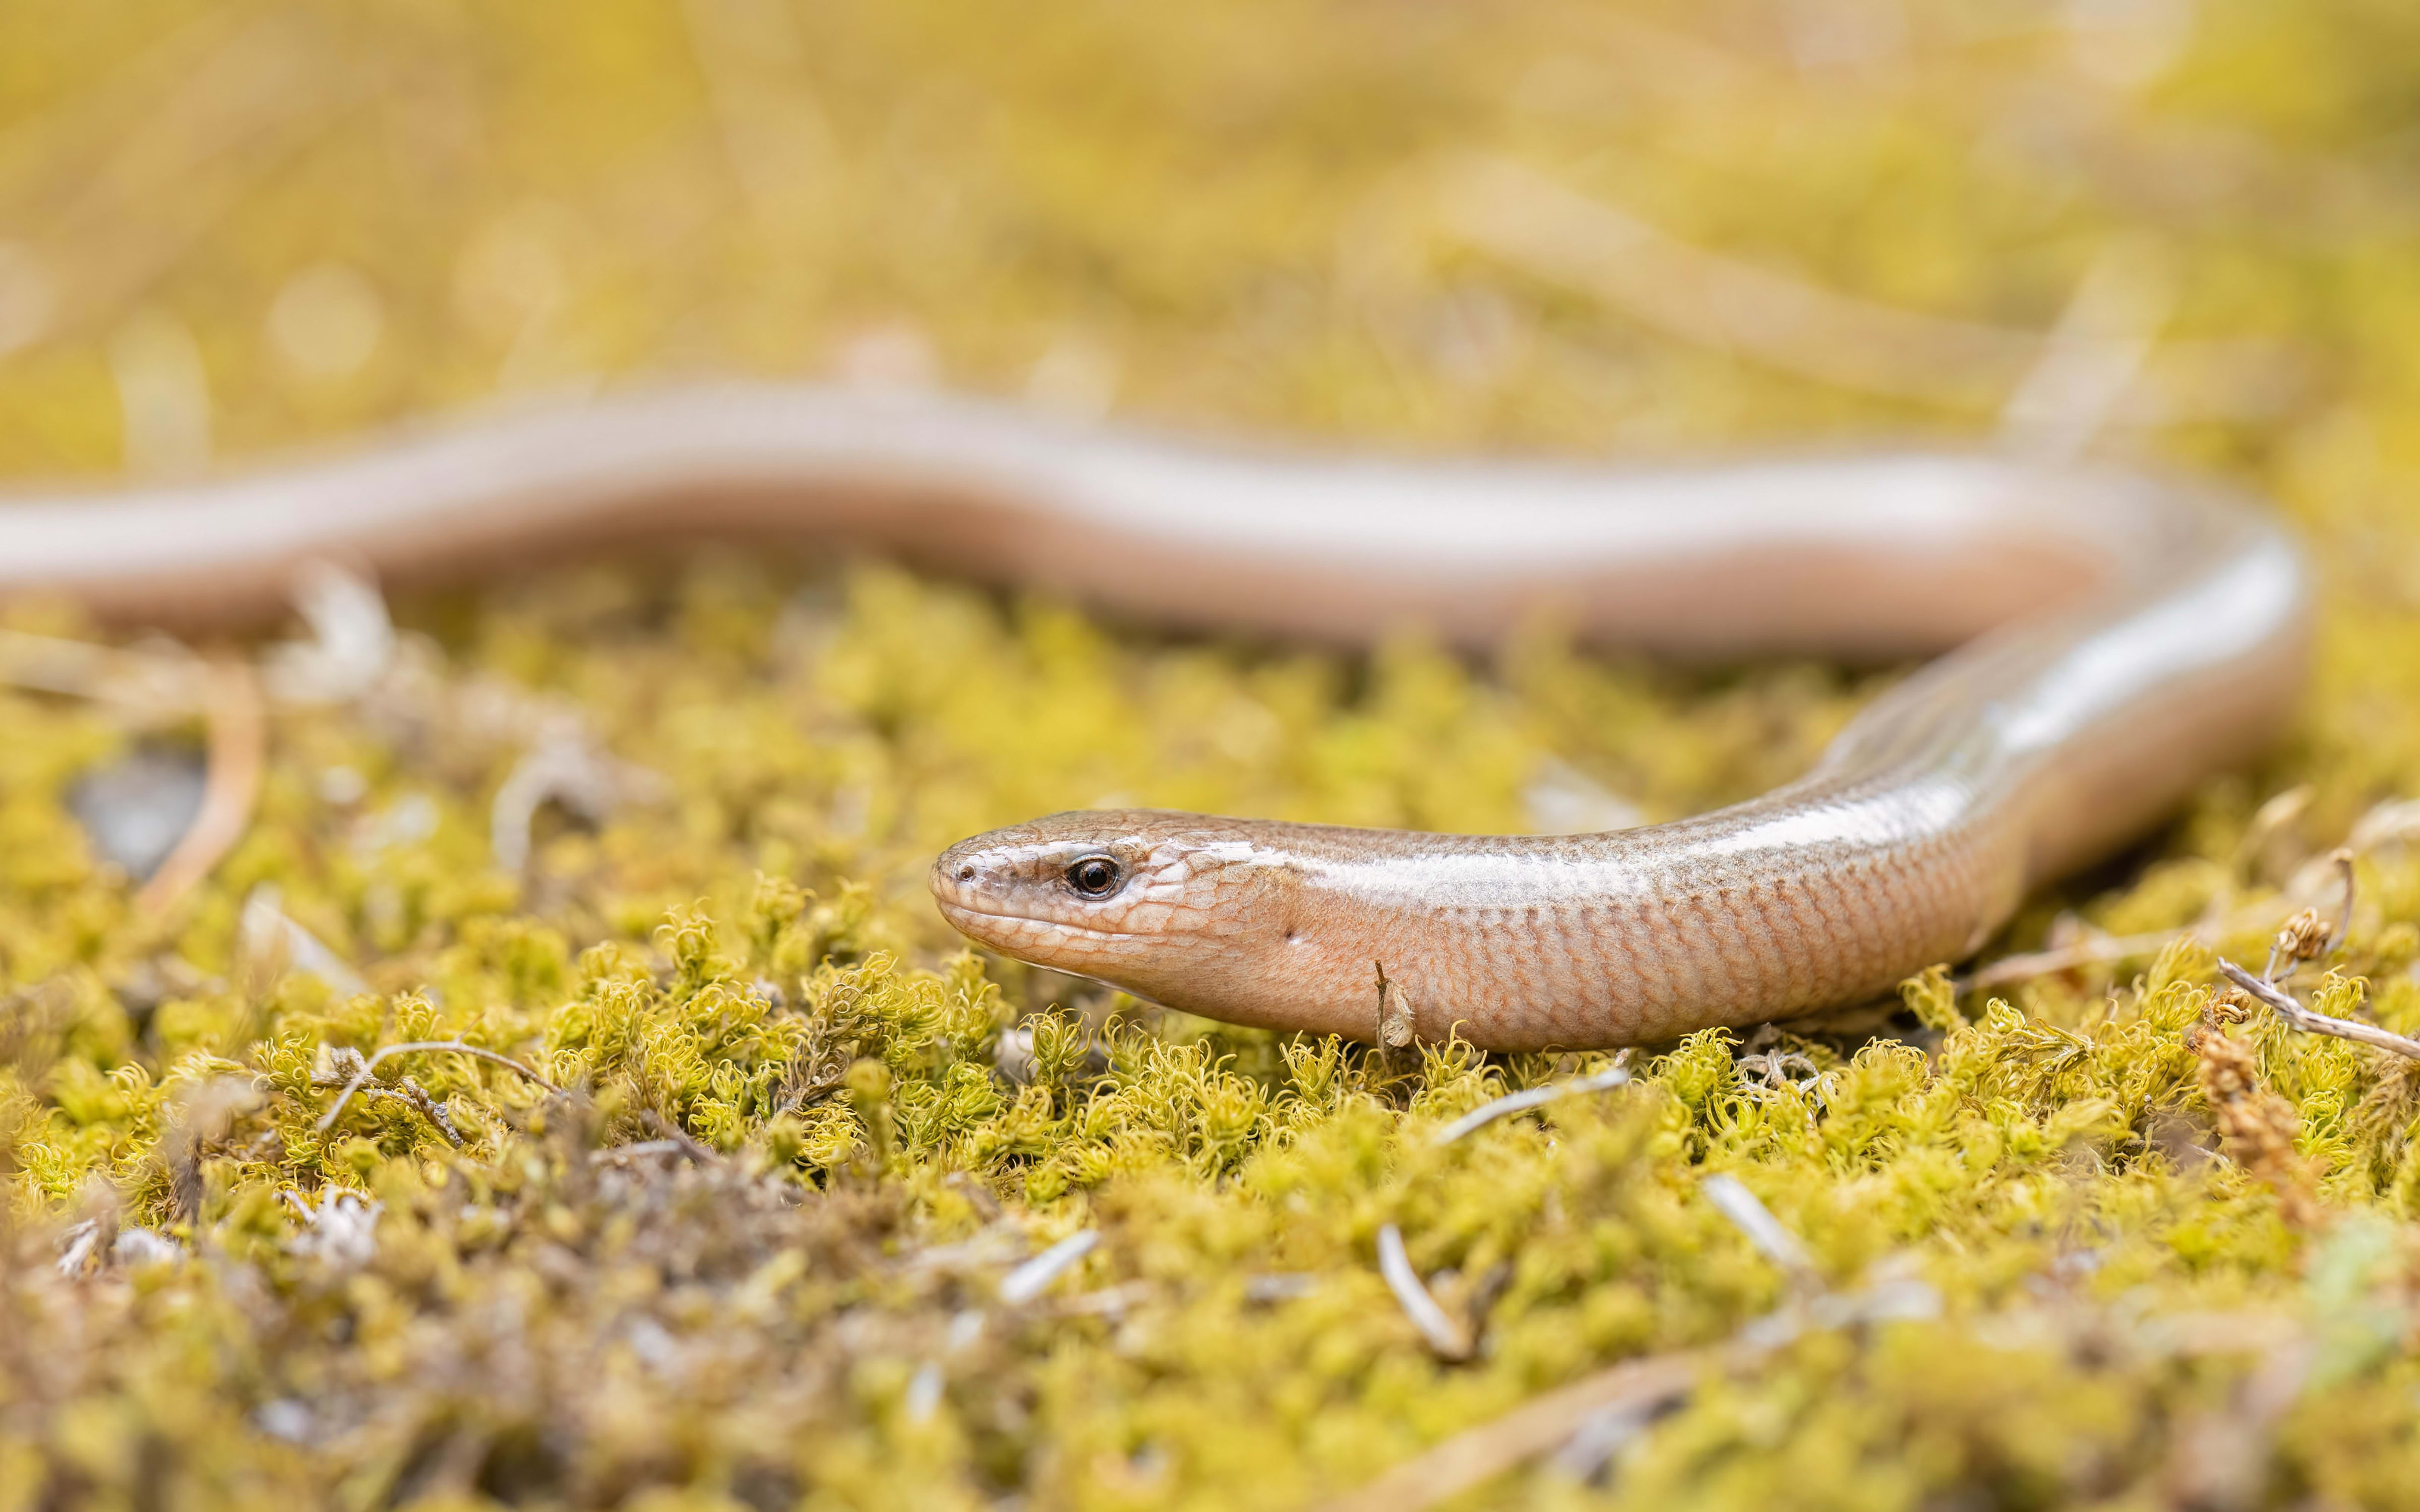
top-left (1066, 856), bottom-right (1121, 897)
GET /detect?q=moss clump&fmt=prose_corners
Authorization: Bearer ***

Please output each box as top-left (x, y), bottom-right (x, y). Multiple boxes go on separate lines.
top-left (8, 559), bottom-right (2420, 1510)
top-left (15, 1), bottom-right (2420, 1508)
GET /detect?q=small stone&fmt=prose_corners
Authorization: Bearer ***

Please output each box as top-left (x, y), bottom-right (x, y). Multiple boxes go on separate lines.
top-left (66, 744), bottom-right (207, 879)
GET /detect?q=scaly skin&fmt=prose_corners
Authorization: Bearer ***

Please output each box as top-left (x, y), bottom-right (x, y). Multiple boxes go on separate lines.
top-left (0, 385), bottom-right (2311, 1049)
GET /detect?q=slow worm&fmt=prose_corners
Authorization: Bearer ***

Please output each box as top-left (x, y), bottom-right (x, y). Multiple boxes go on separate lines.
top-left (0, 386), bottom-right (2309, 1049)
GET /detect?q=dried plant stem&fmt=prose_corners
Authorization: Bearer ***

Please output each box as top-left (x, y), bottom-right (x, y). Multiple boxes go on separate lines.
top-left (2185, 1011), bottom-right (2320, 1228)
top-left (136, 655), bottom-right (264, 912)
top-left (316, 1040), bottom-right (563, 1138)
top-left (2327, 846), bottom-right (2357, 952)
top-left (0, 628), bottom-right (200, 710)
top-left (1964, 927), bottom-right (2205, 991)
top-left (642, 1109), bottom-right (717, 1164)
top-left (1320, 1350), bottom-right (1703, 1512)
top-left (1700, 1173), bottom-right (1819, 1286)
top-left (2259, 850), bottom-right (2354, 981)
top-left (1970, 851), bottom-right (2356, 995)
top-left (2217, 960), bottom-right (2420, 1060)
top-left (589, 1139), bottom-right (690, 1164)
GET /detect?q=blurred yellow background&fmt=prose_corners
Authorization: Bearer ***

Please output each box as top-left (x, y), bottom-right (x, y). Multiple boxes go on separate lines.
top-left (7, 0), bottom-right (2406, 478)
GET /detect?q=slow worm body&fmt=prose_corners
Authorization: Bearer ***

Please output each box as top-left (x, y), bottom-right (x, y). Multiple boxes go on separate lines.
top-left (1, 386), bottom-right (2308, 1049)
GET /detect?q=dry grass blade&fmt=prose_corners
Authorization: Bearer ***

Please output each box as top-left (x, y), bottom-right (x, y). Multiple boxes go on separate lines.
top-left (1440, 154), bottom-right (2029, 403)
top-left (135, 655), bottom-right (263, 913)
top-left (2162, 1337), bottom-right (2316, 1507)
top-left (1966, 928), bottom-right (2204, 990)
top-left (1325, 1271), bottom-right (1943, 1511)
top-left (1432, 1060), bottom-right (1629, 1145)
top-left (1997, 239), bottom-right (2170, 459)
top-left (315, 1040), bottom-right (564, 1138)
top-left (1376, 1223), bottom-right (1473, 1361)
top-left (1434, 154), bottom-right (2291, 421)
top-left (1701, 1173), bottom-right (1819, 1285)
top-left (589, 1139), bottom-right (691, 1164)
top-left (0, 628), bottom-right (201, 710)
top-left (999, 1229), bottom-right (1099, 1305)
top-left (1970, 847), bottom-right (2356, 995)
top-left (2315, 846), bottom-right (2356, 961)
top-left (1318, 1350), bottom-right (1703, 1512)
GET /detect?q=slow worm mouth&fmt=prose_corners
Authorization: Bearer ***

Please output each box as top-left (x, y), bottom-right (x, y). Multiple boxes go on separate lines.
top-left (932, 898), bottom-right (1150, 944)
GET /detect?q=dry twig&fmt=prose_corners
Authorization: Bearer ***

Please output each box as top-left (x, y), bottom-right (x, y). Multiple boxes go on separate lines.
top-left (2217, 960), bottom-right (2420, 1061)
top-left (315, 1040), bottom-right (563, 1140)
top-left (2188, 975), bottom-right (2333, 1228)
top-left (312, 1050), bottom-right (462, 1146)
